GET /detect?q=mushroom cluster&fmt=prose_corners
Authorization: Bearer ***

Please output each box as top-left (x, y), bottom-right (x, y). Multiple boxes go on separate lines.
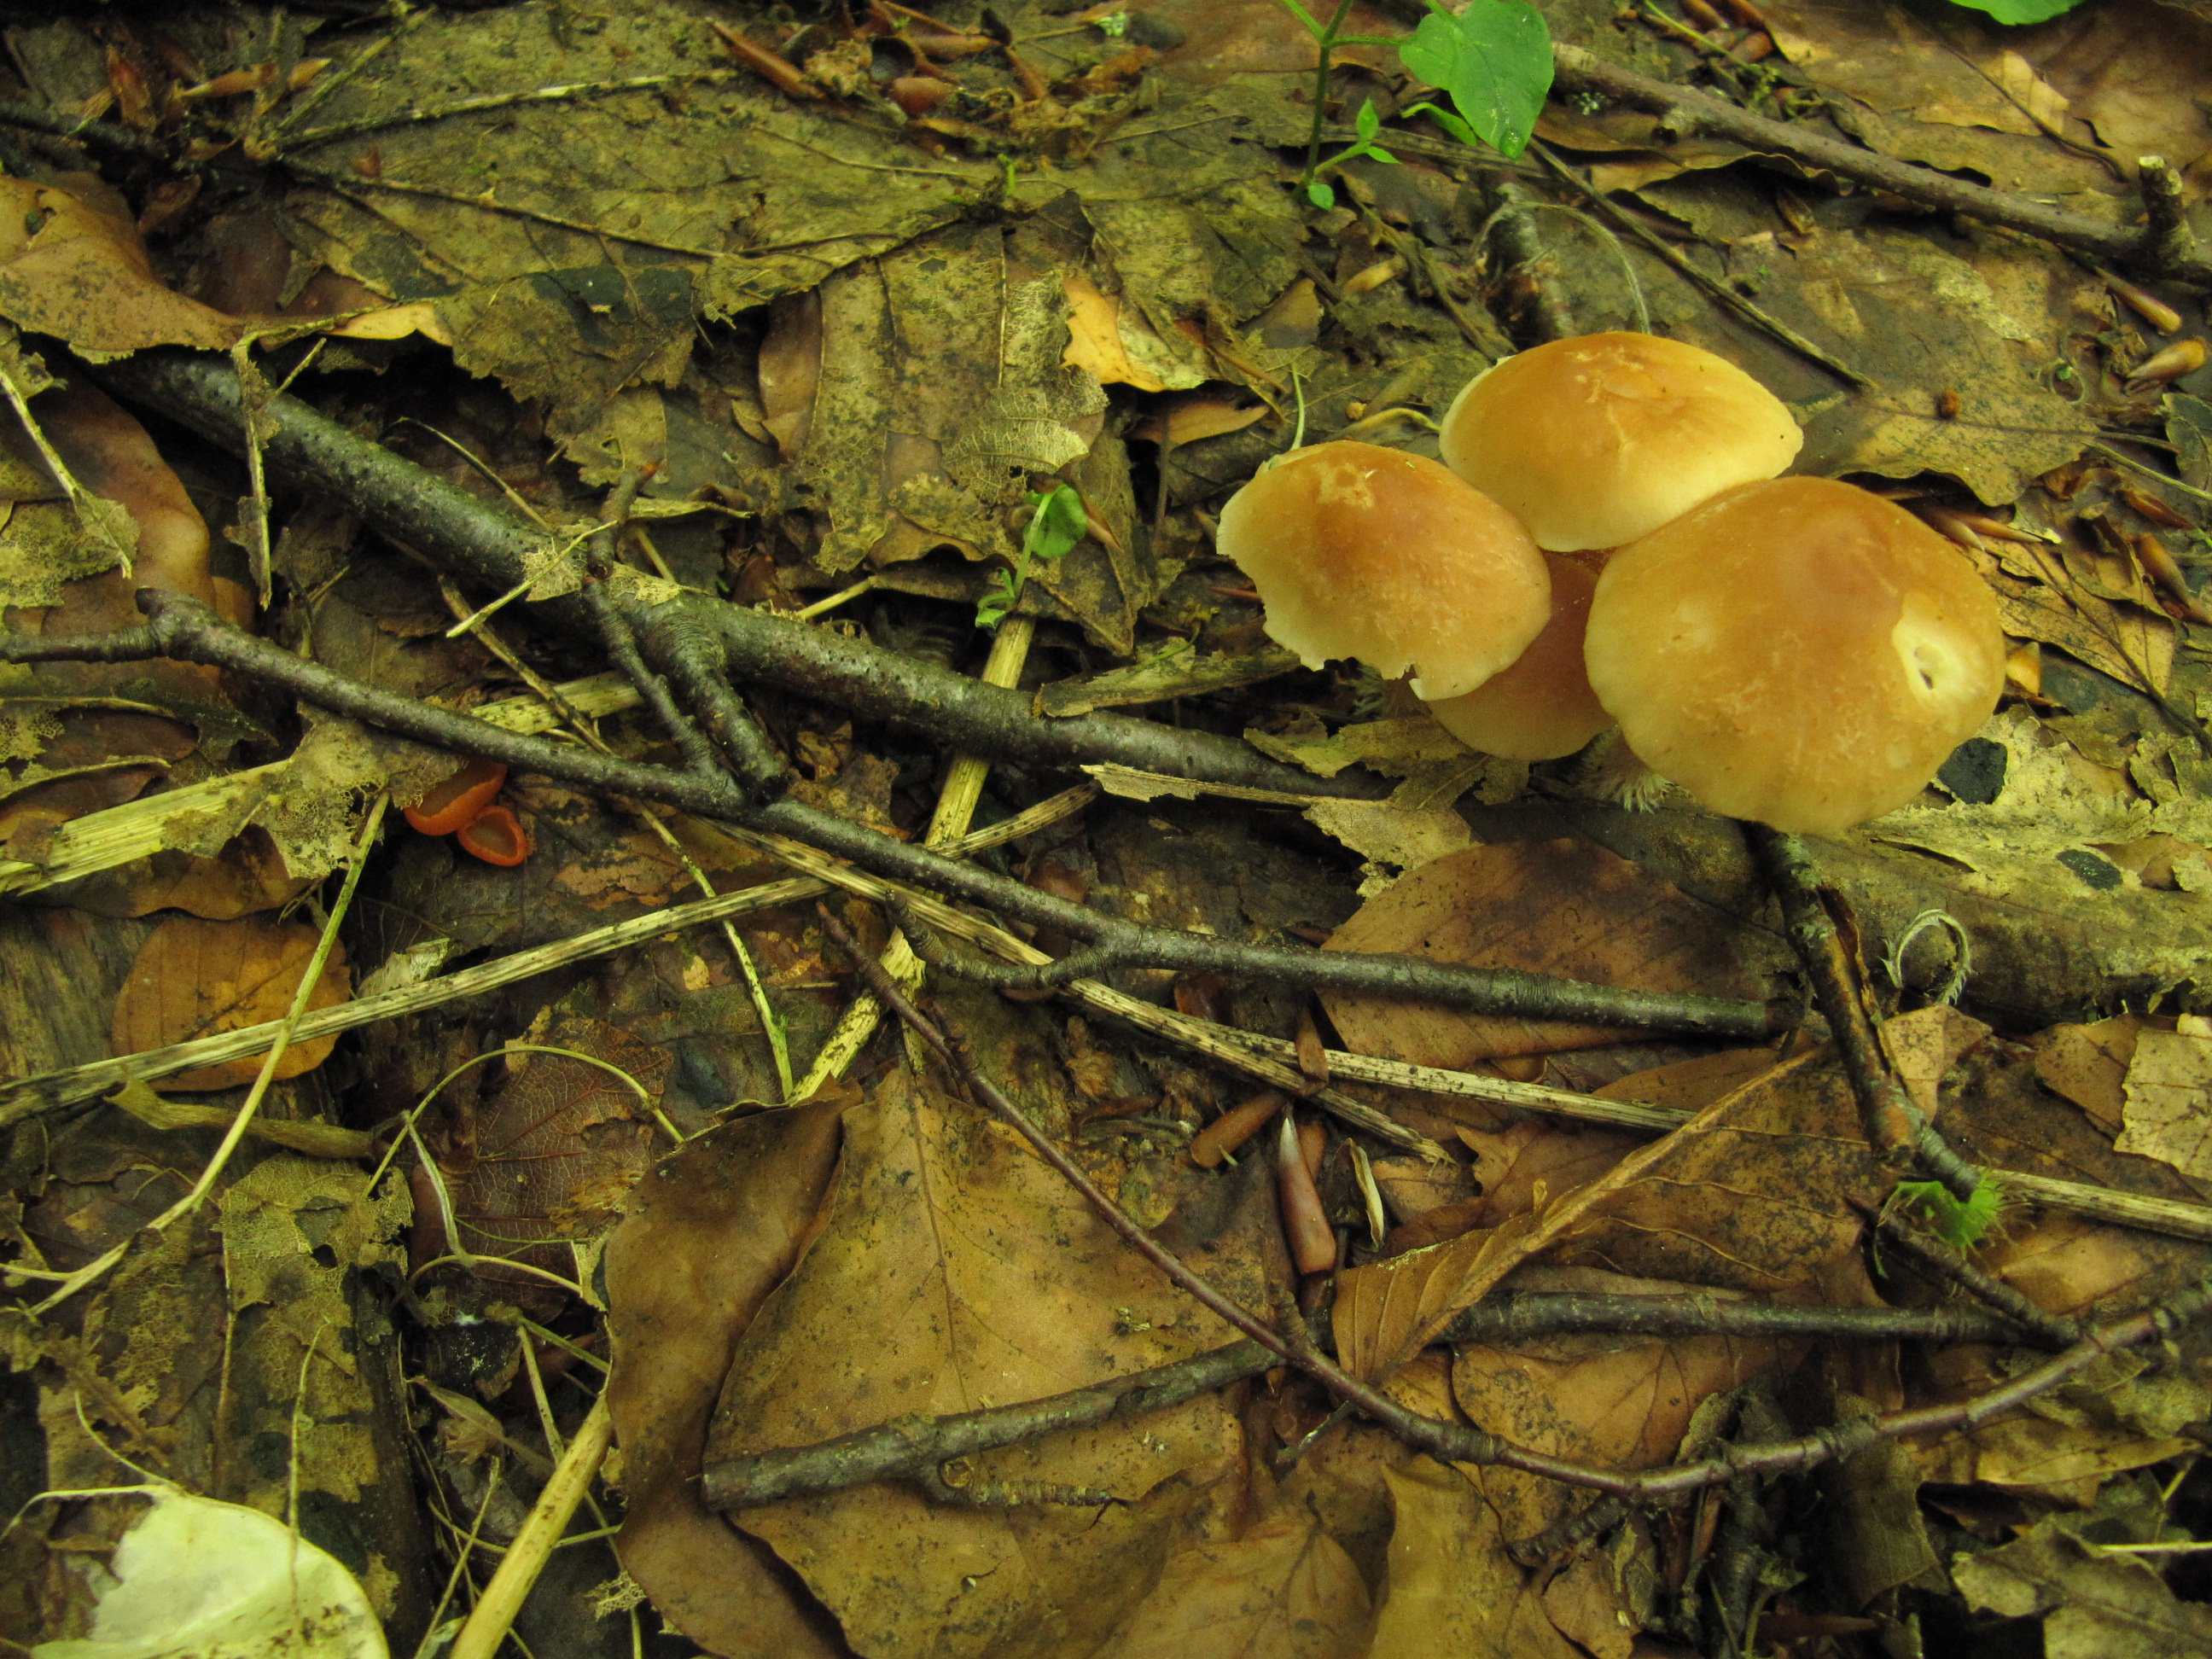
top-left (1216, 331), bottom-right (2006, 835)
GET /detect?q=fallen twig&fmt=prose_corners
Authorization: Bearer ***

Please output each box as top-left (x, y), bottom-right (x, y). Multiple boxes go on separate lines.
top-left (818, 903), bottom-right (2212, 1508)
top-left (4, 591), bottom-right (1780, 1045)
top-left (1551, 44), bottom-right (2212, 287)
top-left (701, 1294), bottom-right (2030, 1511)
top-left (1527, 138), bottom-right (1871, 389)
top-left (1747, 824), bottom-right (1982, 1197)
top-left (93, 352), bottom-right (1385, 804)
top-left (450, 1393), bottom-right (614, 1659)
top-left (1863, 1200), bottom-right (2082, 1348)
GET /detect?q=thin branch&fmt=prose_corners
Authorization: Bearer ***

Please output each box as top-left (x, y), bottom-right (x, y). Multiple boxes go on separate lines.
top-left (1526, 139), bottom-right (1871, 389)
top-left (701, 1295), bottom-right (2029, 1511)
top-left (0, 97), bottom-right (172, 161)
top-left (90, 351), bottom-right (1381, 804)
top-left (1551, 44), bottom-right (2212, 287)
top-left (1746, 824), bottom-right (1980, 1196)
top-left (2135, 156), bottom-right (2197, 275)
top-left (1864, 1202), bottom-right (2083, 1348)
top-left (3, 591), bottom-right (1781, 1045)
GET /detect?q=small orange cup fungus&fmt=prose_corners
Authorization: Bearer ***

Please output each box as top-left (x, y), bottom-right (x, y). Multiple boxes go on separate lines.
top-left (456, 803), bottom-right (532, 867)
top-left (405, 757), bottom-right (509, 836)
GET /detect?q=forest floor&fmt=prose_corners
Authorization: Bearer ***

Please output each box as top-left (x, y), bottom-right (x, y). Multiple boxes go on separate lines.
top-left (2, 0), bottom-right (2211, 1656)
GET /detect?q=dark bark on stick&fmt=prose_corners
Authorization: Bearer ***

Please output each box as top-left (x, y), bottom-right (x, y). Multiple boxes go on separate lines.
top-left (700, 1295), bottom-right (2029, 1511)
top-left (1747, 824), bottom-right (1981, 1194)
top-left (90, 352), bottom-right (1386, 802)
top-left (6, 593), bottom-right (1782, 1040)
top-left (1551, 45), bottom-right (2212, 288)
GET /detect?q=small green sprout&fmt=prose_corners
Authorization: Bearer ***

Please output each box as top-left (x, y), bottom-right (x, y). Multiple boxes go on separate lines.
top-left (977, 483), bottom-right (1086, 629)
top-left (1306, 99), bottom-right (1398, 210)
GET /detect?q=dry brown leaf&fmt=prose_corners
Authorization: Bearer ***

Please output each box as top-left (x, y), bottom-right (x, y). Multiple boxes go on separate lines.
top-left (0, 174), bottom-right (246, 354)
top-left (1334, 1046), bottom-right (1882, 1382)
top-left (1365, 1458), bottom-right (1579, 1659)
top-left (1321, 841), bottom-right (1780, 1067)
top-left (1541, 1547), bottom-right (1637, 1659)
top-left (1452, 1330), bottom-right (1784, 1476)
top-left (1452, 1119), bottom-right (1651, 1233)
top-left (605, 1101), bottom-right (849, 1659)
top-left (1592, 1047), bottom-right (1784, 1111)
top-left (435, 1016), bottom-right (668, 1283)
top-left (2113, 1024), bottom-right (2212, 1180)
top-left (1880, 1004), bottom-right (1993, 1120)
top-left (1093, 1459), bottom-right (1371, 1659)
top-left (1960, 538), bottom-right (2175, 696)
top-left (707, 1068), bottom-right (1243, 1659)
top-left (2029, 1015), bottom-right (2146, 1133)
top-left (110, 915), bottom-right (350, 1091)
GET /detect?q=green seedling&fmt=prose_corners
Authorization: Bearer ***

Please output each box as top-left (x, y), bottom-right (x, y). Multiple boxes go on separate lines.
top-left (1272, 0), bottom-right (1553, 207)
top-left (978, 483), bottom-right (1086, 629)
top-left (1307, 99), bottom-right (1397, 210)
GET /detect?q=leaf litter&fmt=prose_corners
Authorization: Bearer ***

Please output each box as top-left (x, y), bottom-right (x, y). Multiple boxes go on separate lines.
top-left (0, 0), bottom-right (2209, 1655)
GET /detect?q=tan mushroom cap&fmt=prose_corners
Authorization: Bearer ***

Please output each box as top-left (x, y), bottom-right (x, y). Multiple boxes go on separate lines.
top-left (1584, 477), bottom-right (2006, 835)
top-left (1439, 333), bottom-right (1803, 551)
top-left (1217, 439), bottom-right (1550, 701)
top-left (1423, 551), bottom-right (1610, 760)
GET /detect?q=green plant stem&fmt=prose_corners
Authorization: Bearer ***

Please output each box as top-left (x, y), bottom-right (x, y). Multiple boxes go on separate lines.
top-left (1301, 0), bottom-right (1358, 189)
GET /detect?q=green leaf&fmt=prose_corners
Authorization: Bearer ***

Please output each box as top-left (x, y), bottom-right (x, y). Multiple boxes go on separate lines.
top-left (1026, 485), bottom-right (1088, 563)
top-left (1354, 97), bottom-right (1381, 141)
top-left (1307, 179), bottom-right (1337, 209)
top-left (1397, 0), bottom-right (1553, 160)
top-left (1946, 0), bottom-right (2085, 20)
top-left (1366, 144), bottom-right (1399, 165)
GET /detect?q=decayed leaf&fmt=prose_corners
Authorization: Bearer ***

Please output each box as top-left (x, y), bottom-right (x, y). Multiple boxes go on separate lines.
top-left (0, 499), bottom-right (119, 608)
top-left (1871, 707), bottom-right (2153, 886)
top-left (1365, 1458), bottom-right (1578, 1659)
top-left (13, 1487), bottom-right (385, 1659)
top-left (1320, 841), bottom-right (1781, 1066)
top-left (438, 1016), bottom-right (669, 1274)
top-left (1036, 640), bottom-right (1300, 719)
top-left (0, 175), bottom-right (246, 356)
top-left (1300, 799), bottom-right (1475, 897)
top-left (707, 1068), bottom-right (1243, 1659)
top-left (2113, 1023), bottom-right (2212, 1180)
top-left (1092, 1459), bottom-right (1371, 1659)
top-left (1060, 272), bottom-right (1206, 394)
top-left (214, 1156), bottom-right (414, 1530)
top-left (2029, 1014), bottom-right (2146, 1133)
top-left (110, 915), bottom-right (351, 1091)
top-left (1954, 1511), bottom-right (2212, 1658)
top-left (605, 1102), bottom-right (848, 1659)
